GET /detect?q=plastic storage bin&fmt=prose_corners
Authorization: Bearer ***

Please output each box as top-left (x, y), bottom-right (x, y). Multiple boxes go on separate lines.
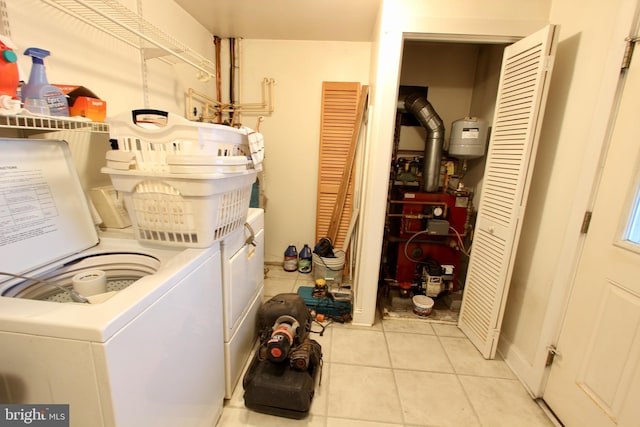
top-left (312, 251), bottom-right (345, 284)
top-left (103, 167), bottom-right (256, 248)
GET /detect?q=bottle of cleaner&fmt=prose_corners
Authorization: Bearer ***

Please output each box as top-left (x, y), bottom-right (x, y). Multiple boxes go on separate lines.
top-left (0, 36), bottom-right (19, 99)
top-left (22, 48), bottom-right (69, 116)
top-left (298, 244), bottom-right (312, 274)
top-left (0, 36), bottom-right (21, 114)
top-left (283, 245), bottom-right (298, 272)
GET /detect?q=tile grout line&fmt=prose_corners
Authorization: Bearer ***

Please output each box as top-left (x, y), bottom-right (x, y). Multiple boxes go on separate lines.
top-left (319, 360), bottom-right (331, 427)
top-left (434, 327), bottom-right (485, 426)
top-left (382, 320), bottom-right (410, 426)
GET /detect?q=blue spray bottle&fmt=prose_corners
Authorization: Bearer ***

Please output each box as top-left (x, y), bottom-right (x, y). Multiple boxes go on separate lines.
top-left (22, 48), bottom-right (69, 116)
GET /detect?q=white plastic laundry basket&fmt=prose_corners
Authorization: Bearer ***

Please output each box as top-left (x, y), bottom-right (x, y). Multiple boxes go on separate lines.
top-left (103, 167), bottom-right (256, 248)
top-left (107, 109), bottom-right (251, 172)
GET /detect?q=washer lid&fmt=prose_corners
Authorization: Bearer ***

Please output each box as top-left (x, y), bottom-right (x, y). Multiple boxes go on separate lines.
top-left (0, 138), bottom-right (99, 278)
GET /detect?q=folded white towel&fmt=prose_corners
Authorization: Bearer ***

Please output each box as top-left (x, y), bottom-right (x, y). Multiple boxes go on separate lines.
top-left (247, 131), bottom-right (264, 172)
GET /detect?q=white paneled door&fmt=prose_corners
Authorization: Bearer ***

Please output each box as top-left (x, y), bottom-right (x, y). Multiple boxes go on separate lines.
top-left (542, 37), bottom-right (640, 426)
top-left (458, 24), bottom-right (559, 358)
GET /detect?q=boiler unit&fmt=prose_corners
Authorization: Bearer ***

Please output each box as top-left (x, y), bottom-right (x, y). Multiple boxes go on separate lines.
top-left (388, 190), bottom-right (471, 295)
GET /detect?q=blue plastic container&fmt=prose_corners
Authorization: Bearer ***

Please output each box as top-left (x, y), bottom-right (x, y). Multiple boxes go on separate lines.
top-left (298, 244), bottom-right (312, 274)
top-left (283, 245), bottom-right (298, 272)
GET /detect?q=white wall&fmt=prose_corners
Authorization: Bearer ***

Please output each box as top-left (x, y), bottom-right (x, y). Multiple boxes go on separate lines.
top-left (498, 0), bottom-right (638, 394)
top-left (7, 0), bottom-right (215, 117)
top-left (237, 39), bottom-right (371, 263)
top-left (5, 0), bottom-right (216, 195)
top-left (503, 0), bottom-right (631, 352)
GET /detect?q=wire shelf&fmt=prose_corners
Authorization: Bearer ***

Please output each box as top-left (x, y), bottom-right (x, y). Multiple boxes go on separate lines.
top-left (0, 114), bottom-right (109, 132)
top-left (39, 0), bottom-right (215, 80)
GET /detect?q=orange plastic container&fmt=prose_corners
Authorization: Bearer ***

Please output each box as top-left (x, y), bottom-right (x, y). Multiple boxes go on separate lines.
top-left (0, 40), bottom-right (19, 98)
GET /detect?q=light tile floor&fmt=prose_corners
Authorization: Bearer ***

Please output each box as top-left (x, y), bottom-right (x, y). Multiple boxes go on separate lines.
top-left (216, 266), bottom-right (559, 427)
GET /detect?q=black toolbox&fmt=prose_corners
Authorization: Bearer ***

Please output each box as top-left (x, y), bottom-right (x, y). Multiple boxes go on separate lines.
top-left (297, 285), bottom-right (352, 317)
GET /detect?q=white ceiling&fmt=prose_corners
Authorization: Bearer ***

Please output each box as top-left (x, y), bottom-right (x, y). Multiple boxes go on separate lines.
top-left (173, 0), bottom-right (382, 42)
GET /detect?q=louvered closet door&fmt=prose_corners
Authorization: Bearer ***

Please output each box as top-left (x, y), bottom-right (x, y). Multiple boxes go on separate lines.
top-left (316, 82), bottom-right (360, 248)
top-left (458, 25), bottom-right (558, 359)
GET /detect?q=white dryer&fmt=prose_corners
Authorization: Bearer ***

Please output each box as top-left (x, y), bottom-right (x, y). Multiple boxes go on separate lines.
top-left (220, 208), bottom-right (264, 398)
top-left (0, 139), bottom-right (225, 427)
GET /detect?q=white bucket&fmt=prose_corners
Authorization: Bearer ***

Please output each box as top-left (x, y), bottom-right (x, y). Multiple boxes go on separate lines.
top-left (312, 251), bottom-right (345, 284)
top-left (412, 295), bottom-right (434, 317)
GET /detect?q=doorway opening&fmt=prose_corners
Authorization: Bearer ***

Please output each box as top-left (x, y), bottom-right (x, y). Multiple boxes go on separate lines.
top-left (378, 38), bottom-right (509, 322)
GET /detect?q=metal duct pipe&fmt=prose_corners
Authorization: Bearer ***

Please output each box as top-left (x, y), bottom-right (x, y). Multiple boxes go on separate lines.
top-left (404, 93), bottom-right (444, 192)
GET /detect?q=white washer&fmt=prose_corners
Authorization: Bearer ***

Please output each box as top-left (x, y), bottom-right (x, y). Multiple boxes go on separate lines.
top-left (220, 208), bottom-right (264, 398)
top-left (0, 139), bottom-right (225, 427)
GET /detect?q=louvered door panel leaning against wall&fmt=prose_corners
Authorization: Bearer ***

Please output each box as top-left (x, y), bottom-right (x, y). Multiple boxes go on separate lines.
top-left (316, 82), bottom-right (361, 249)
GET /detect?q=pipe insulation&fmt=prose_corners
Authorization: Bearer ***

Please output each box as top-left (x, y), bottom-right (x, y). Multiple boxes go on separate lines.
top-left (404, 93), bottom-right (444, 192)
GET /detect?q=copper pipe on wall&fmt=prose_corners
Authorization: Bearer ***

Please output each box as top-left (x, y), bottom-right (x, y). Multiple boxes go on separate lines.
top-left (236, 38), bottom-right (243, 126)
top-left (229, 38), bottom-right (236, 123)
top-left (214, 35), bottom-right (222, 123)
top-left (186, 80), bottom-right (274, 118)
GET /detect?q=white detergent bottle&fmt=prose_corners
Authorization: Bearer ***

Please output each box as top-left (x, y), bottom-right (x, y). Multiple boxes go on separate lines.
top-left (22, 47), bottom-right (69, 116)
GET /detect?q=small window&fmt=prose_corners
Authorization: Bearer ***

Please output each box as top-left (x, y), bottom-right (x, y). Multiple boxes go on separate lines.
top-left (625, 188), bottom-right (640, 245)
